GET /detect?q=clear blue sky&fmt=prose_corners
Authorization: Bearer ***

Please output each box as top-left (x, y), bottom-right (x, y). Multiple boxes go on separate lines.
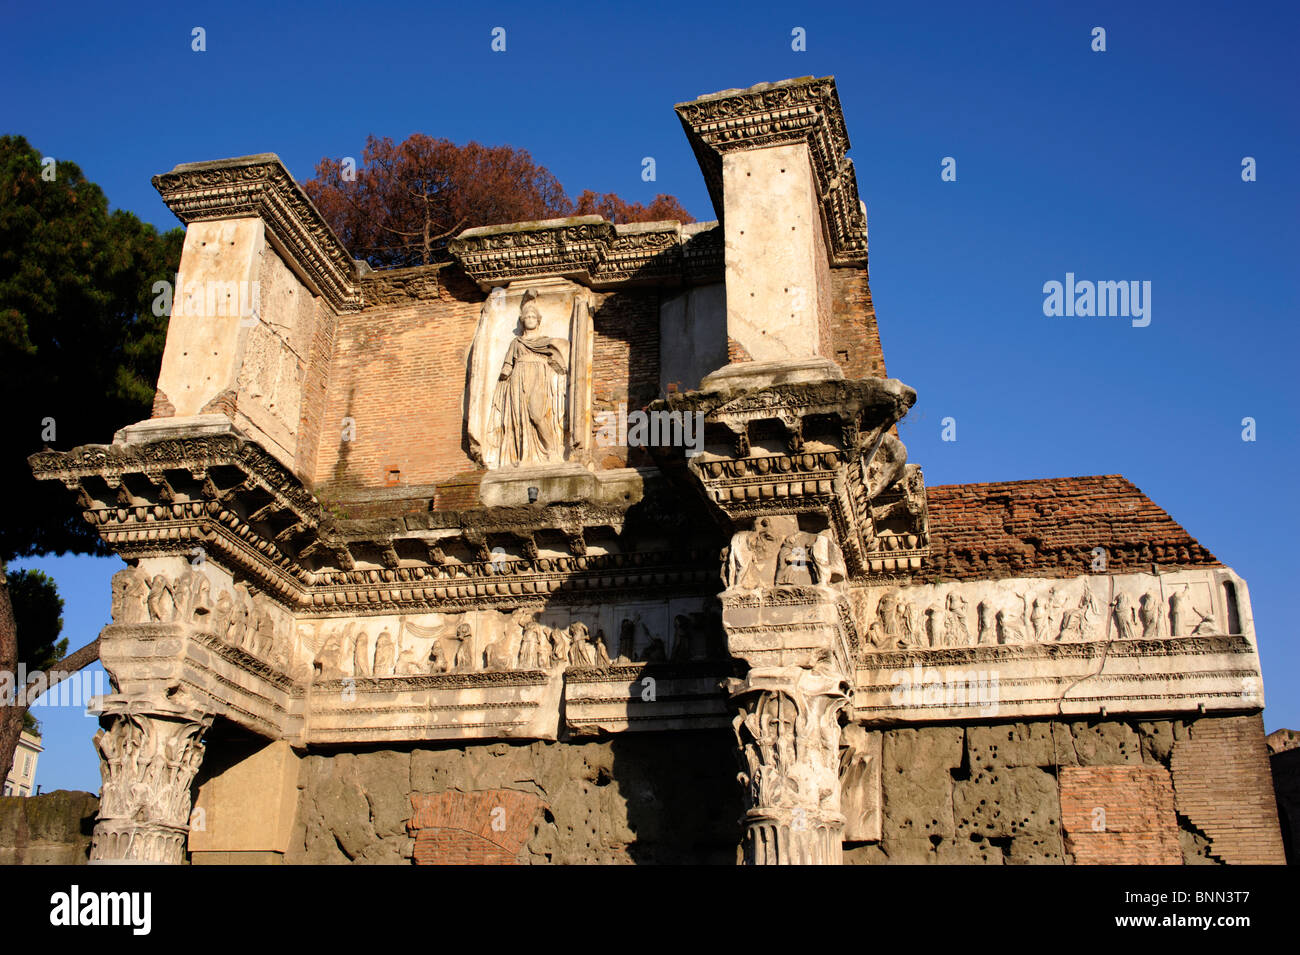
top-left (4, 0), bottom-right (1296, 793)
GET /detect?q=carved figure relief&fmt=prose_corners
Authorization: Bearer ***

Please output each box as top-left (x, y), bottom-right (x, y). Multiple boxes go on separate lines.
top-left (1139, 593), bottom-right (1164, 639)
top-left (353, 630), bottom-right (371, 677)
top-left (110, 566), bottom-right (296, 673)
top-left (373, 630), bottom-right (396, 675)
top-left (942, 594), bottom-right (969, 647)
top-left (854, 572), bottom-right (1230, 657)
top-left (110, 568), bottom-right (149, 625)
top-left (729, 519), bottom-right (845, 592)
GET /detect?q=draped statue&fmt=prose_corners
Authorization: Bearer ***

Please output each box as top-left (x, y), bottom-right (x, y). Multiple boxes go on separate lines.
top-left (479, 289), bottom-right (569, 468)
top-left (467, 284), bottom-right (591, 471)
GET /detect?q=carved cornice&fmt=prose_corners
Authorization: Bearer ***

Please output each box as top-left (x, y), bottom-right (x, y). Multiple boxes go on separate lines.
top-left (675, 76), bottom-right (869, 266)
top-left (152, 154), bottom-right (362, 312)
top-left (655, 377), bottom-right (929, 577)
top-left (448, 218), bottom-right (724, 290)
top-left (30, 434), bottom-right (723, 613)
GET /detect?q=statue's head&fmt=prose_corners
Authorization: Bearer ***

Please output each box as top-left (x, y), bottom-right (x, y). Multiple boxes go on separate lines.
top-left (520, 301), bottom-right (542, 331)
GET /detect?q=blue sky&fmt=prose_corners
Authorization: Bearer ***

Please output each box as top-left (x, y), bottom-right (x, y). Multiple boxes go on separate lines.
top-left (4, 0), bottom-right (1296, 792)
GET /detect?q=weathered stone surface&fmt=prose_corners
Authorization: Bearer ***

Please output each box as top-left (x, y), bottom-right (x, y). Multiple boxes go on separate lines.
top-left (0, 791), bottom-right (98, 865)
top-left (289, 732), bottom-right (740, 865)
top-left (1068, 721), bottom-right (1144, 767)
top-left (967, 722), bottom-right (1060, 770)
top-left (885, 726), bottom-right (964, 771)
top-left (953, 767), bottom-right (1060, 842)
top-left (1137, 720), bottom-right (1178, 765)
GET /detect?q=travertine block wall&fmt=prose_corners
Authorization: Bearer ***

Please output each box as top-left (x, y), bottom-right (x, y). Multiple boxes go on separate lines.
top-left (285, 731), bottom-right (742, 864)
top-left (275, 713), bottom-right (1282, 865)
top-left (155, 218), bottom-right (265, 420)
top-left (843, 715), bottom-right (1278, 865)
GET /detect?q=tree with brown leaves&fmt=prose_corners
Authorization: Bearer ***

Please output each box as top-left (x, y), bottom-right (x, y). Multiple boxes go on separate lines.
top-left (304, 134), bottom-right (693, 269)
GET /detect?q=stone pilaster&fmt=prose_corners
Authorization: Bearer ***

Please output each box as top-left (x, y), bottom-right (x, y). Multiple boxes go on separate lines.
top-left (719, 514), bottom-right (856, 865)
top-left (90, 699), bottom-right (213, 864)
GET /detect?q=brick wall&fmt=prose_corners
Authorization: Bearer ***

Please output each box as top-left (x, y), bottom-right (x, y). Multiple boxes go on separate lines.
top-left (1059, 766), bottom-right (1183, 864)
top-left (312, 267), bottom-right (664, 494)
top-left (408, 789), bottom-right (545, 865)
top-left (1170, 713), bottom-right (1286, 864)
top-left (926, 475), bottom-right (1220, 580)
top-left (294, 293), bottom-right (339, 482)
top-left (313, 264), bottom-right (480, 495)
top-left (829, 267), bottom-right (887, 379)
top-left (590, 288), bottom-right (660, 469)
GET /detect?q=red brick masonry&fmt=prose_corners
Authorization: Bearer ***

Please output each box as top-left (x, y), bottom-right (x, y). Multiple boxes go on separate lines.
top-left (927, 475), bottom-right (1219, 581)
top-left (408, 789), bottom-right (546, 865)
top-left (1060, 766), bottom-right (1183, 864)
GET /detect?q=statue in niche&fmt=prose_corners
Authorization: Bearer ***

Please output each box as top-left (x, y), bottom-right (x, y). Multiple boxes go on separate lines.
top-left (373, 630), bottom-right (396, 675)
top-left (487, 288), bottom-right (568, 469)
top-left (1138, 593), bottom-right (1163, 639)
top-left (147, 575), bottom-right (176, 623)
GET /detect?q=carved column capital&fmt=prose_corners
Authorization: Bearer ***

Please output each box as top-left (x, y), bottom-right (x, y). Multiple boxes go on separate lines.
top-left (727, 666), bottom-right (850, 865)
top-left (89, 698), bottom-right (213, 864)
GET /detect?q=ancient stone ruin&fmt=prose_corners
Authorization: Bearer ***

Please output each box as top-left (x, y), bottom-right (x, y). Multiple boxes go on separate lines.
top-left (30, 76), bottom-right (1284, 865)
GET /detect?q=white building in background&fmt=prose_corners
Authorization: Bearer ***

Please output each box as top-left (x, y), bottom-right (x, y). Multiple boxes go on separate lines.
top-left (3, 731), bottom-right (43, 797)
